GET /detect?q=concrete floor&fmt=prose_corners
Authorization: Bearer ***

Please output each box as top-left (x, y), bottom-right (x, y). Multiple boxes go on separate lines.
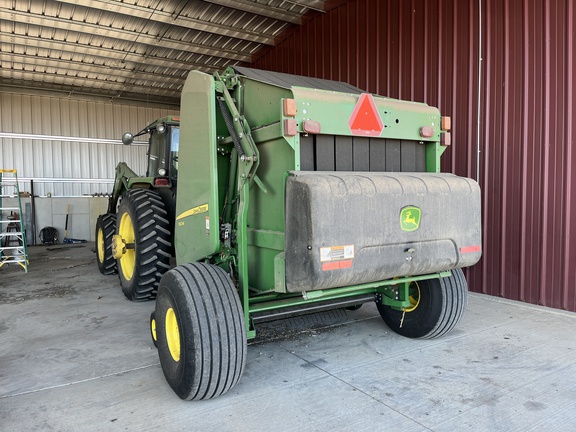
top-left (1, 244), bottom-right (575, 432)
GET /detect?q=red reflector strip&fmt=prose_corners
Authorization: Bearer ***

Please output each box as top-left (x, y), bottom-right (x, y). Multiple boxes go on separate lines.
top-left (322, 260), bottom-right (353, 271)
top-left (460, 245), bottom-right (481, 253)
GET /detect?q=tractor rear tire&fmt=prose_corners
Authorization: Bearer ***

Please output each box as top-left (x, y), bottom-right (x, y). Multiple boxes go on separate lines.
top-left (116, 189), bottom-right (171, 301)
top-left (155, 263), bottom-right (247, 400)
top-left (377, 268), bottom-right (468, 339)
top-left (95, 213), bottom-right (117, 275)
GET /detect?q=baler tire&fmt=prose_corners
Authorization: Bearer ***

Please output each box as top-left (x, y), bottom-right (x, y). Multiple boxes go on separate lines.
top-left (95, 213), bottom-right (117, 275)
top-left (377, 268), bottom-right (468, 339)
top-left (150, 311), bottom-right (158, 348)
top-left (155, 263), bottom-right (247, 401)
top-left (116, 189), bottom-right (171, 301)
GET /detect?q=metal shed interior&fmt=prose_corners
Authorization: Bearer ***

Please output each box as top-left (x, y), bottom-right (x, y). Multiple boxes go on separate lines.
top-left (0, 0), bottom-right (332, 194)
top-left (1, 0), bottom-right (575, 313)
top-left (0, 0), bottom-right (327, 105)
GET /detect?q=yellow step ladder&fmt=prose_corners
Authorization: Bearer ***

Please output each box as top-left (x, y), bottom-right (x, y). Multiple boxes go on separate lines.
top-left (0, 169), bottom-right (29, 272)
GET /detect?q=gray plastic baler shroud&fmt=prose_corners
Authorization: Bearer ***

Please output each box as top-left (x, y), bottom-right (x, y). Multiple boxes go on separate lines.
top-left (284, 172), bottom-right (481, 293)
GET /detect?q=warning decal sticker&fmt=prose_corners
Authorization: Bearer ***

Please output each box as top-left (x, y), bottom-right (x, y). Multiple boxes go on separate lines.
top-left (320, 245), bottom-right (355, 262)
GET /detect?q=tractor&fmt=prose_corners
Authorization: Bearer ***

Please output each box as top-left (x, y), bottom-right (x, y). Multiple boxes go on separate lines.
top-left (95, 116), bottom-right (179, 300)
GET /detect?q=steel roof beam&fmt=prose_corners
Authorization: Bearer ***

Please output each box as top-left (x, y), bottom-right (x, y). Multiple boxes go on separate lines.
top-left (0, 68), bottom-right (181, 98)
top-left (0, 52), bottom-right (187, 87)
top-left (202, 0), bottom-right (302, 25)
top-left (0, 80), bottom-right (180, 106)
top-left (2, 33), bottom-right (227, 72)
top-left (0, 9), bottom-right (253, 62)
top-left (53, 0), bottom-right (275, 45)
top-left (282, 0), bottom-right (326, 12)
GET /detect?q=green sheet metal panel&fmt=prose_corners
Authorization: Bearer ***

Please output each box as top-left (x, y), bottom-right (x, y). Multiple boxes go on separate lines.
top-left (287, 88), bottom-right (445, 173)
top-left (290, 87), bottom-right (441, 142)
top-left (174, 71), bottom-right (220, 263)
top-left (235, 74), bottom-right (294, 142)
top-left (234, 77), bottom-right (295, 293)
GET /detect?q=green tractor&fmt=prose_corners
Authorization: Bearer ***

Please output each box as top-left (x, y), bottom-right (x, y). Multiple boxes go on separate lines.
top-left (95, 116), bottom-right (179, 300)
top-left (96, 66), bottom-right (481, 401)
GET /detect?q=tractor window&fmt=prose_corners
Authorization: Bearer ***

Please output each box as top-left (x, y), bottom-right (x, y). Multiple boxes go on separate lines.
top-left (171, 127), bottom-right (180, 152)
top-left (147, 129), bottom-right (167, 177)
top-left (170, 127), bottom-right (179, 177)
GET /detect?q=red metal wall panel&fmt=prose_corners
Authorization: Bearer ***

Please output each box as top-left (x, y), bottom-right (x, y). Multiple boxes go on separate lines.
top-left (251, 0), bottom-right (576, 311)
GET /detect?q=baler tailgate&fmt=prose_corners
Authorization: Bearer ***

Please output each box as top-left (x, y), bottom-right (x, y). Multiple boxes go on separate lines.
top-left (285, 171), bottom-right (481, 292)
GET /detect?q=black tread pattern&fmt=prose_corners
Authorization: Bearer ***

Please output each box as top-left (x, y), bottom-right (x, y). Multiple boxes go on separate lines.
top-left (95, 213), bottom-right (117, 275)
top-left (377, 268), bottom-right (468, 339)
top-left (117, 189), bottom-right (171, 301)
top-left (423, 268), bottom-right (468, 339)
top-left (156, 263), bottom-right (247, 400)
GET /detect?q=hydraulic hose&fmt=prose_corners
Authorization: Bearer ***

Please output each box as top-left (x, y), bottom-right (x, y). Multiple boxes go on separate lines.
top-left (217, 97), bottom-right (245, 158)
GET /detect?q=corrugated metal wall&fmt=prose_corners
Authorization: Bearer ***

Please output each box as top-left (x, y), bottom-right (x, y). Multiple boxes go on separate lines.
top-left (0, 91), bottom-right (179, 196)
top-left (252, 0), bottom-right (576, 311)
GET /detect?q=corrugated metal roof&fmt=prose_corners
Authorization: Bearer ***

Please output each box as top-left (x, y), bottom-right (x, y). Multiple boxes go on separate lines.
top-left (0, 0), bottom-right (328, 106)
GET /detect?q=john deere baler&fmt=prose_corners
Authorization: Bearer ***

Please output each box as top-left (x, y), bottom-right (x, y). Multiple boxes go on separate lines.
top-left (151, 66), bottom-right (481, 400)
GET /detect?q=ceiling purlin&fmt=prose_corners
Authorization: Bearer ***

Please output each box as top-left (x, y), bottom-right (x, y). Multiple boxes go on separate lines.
top-left (0, 52), bottom-right (186, 87)
top-left (0, 9), bottom-right (253, 62)
top-left (281, 0), bottom-right (326, 13)
top-left (0, 69), bottom-right (181, 98)
top-left (53, 0), bottom-right (276, 45)
top-left (2, 34), bottom-right (224, 73)
top-left (202, 0), bottom-right (302, 25)
top-left (0, 77), bottom-right (181, 106)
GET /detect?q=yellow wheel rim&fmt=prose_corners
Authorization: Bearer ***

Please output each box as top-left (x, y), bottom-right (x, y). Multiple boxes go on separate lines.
top-left (403, 281), bottom-right (421, 312)
top-left (151, 317), bottom-right (157, 342)
top-left (166, 308), bottom-right (181, 362)
top-left (118, 211), bottom-right (135, 280)
top-left (97, 227), bottom-right (105, 263)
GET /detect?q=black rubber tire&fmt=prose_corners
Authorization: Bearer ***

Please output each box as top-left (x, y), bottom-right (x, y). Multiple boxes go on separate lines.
top-left (155, 263), bottom-right (247, 400)
top-left (116, 189), bottom-right (171, 301)
top-left (377, 268), bottom-right (468, 339)
top-left (95, 213), bottom-right (117, 275)
top-left (150, 311), bottom-right (158, 348)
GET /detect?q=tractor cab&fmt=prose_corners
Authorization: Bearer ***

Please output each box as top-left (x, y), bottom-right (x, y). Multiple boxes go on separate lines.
top-left (122, 116), bottom-right (180, 186)
top-left (145, 120), bottom-right (180, 182)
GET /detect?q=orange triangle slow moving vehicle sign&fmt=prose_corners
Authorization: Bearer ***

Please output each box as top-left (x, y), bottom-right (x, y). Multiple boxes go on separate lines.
top-left (348, 93), bottom-right (384, 137)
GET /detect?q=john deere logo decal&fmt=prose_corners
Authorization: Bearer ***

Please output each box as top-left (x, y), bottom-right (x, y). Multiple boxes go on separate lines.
top-left (400, 206), bottom-right (421, 232)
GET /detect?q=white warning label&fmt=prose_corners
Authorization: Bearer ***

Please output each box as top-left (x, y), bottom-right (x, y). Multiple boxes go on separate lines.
top-left (320, 245), bottom-right (355, 262)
